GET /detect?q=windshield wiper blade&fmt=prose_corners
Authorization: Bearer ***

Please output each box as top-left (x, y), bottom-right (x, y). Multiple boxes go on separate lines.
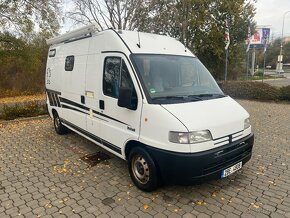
top-left (152, 96), bottom-right (186, 100)
top-left (189, 94), bottom-right (226, 99)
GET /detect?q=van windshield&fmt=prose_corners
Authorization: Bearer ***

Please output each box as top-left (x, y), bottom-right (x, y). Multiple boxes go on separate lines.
top-left (131, 54), bottom-right (225, 104)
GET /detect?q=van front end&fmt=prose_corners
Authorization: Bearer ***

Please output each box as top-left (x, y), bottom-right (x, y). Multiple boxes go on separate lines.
top-left (127, 53), bottom-right (255, 191)
top-left (145, 133), bottom-right (254, 185)
top-left (139, 96), bottom-right (254, 186)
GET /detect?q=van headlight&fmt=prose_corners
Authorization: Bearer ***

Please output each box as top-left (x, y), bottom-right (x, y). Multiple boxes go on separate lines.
top-left (169, 130), bottom-right (212, 144)
top-left (244, 118), bottom-right (251, 129)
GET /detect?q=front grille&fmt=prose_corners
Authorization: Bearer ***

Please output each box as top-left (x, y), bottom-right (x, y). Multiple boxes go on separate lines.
top-left (214, 136), bottom-right (229, 146)
top-left (214, 130), bottom-right (244, 146)
top-left (232, 131), bottom-right (244, 142)
top-left (203, 146), bottom-right (252, 175)
top-left (203, 135), bottom-right (253, 175)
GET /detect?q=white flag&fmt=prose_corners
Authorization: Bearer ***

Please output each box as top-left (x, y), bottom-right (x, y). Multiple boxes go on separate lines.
top-left (224, 19), bottom-right (230, 50)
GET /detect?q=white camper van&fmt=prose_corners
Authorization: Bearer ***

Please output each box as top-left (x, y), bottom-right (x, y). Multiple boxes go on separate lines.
top-left (45, 24), bottom-right (254, 191)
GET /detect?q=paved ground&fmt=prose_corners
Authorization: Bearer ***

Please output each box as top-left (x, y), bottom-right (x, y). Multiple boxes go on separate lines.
top-left (263, 73), bottom-right (290, 87)
top-left (0, 100), bottom-right (290, 217)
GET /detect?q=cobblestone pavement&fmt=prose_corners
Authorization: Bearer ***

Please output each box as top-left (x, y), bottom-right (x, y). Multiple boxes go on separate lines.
top-left (0, 100), bottom-right (290, 218)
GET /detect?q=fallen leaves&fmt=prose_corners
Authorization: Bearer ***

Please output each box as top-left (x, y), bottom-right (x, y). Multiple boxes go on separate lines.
top-left (256, 166), bottom-right (266, 176)
top-left (251, 202), bottom-right (262, 209)
top-left (193, 201), bottom-right (207, 205)
top-left (143, 204), bottom-right (149, 210)
top-left (53, 159), bottom-right (71, 174)
top-left (45, 203), bottom-right (52, 208)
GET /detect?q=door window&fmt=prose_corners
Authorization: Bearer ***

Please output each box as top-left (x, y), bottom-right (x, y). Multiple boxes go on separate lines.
top-left (103, 57), bottom-right (135, 98)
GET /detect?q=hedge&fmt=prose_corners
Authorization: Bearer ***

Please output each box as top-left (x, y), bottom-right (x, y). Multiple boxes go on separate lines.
top-left (0, 101), bottom-right (47, 120)
top-left (219, 81), bottom-right (290, 102)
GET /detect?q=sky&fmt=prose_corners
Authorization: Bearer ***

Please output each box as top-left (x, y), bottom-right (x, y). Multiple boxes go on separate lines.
top-left (254, 0), bottom-right (290, 38)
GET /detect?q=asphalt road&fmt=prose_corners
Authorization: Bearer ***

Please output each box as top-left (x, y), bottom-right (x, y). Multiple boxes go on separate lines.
top-left (0, 100), bottom-right (290, 217)
top-left (263, 73), bottom-right (290, 87)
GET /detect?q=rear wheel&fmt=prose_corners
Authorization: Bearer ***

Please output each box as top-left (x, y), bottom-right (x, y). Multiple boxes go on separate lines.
top-left (128, 147), bottom-right (159, 192)
top-left (53, 112), bottom-right (68, 135)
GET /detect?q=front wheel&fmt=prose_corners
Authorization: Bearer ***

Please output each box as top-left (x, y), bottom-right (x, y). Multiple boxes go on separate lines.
top-left (128, 147), bottom-right (159, 192)
top-left (53, 112), bottom-right (68, 135)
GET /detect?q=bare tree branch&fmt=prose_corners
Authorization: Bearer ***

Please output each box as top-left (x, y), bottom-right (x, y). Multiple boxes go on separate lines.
top-left (67, 0), bottom-right (150, 31)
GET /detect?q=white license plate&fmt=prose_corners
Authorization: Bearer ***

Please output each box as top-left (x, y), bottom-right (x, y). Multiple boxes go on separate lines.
top-left (221, 161), bottom-right (242, 178)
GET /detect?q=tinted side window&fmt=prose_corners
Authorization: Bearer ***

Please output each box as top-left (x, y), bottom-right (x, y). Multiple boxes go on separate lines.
top-left (121, 62), bottom-right (134, 90)
top-left (49, 49), bottom-right (56, 57)
top-left (103, 57), bottom-right (121, 98)
top-left (65, 56), bottom-right (74, 71)
top-left (103, 57), bottom-right (136, 99)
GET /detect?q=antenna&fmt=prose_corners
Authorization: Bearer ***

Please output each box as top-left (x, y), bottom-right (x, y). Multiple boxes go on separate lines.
top-left (137, 31), bottom-right (141, 48)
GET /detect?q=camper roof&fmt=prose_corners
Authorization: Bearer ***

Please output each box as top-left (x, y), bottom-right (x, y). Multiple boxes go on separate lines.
top-left (47, 23), bottom-right (194, 57)
top-left (116, 30), bottom-right (193, 56)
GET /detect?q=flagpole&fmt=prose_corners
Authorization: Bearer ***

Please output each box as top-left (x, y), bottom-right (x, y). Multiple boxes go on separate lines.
top-left (224, 17), bottom-right (230, 81)
top-left (246, 51), bottom-right (249, 80)
top-left (225, 48), bottom-right (228, 81)
top-left (246, 25), bottom-right (251, 80)
top-left (262, 36), bottom-right (268, 82)
top-left (263, 50), bottom-right (266, 82)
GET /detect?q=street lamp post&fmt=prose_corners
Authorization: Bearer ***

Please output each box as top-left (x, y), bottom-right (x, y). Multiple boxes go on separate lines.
top-left (277, 11), bottom-right (290, 74)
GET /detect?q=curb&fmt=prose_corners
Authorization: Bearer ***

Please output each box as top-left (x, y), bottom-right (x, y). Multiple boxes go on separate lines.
top-left (0, 115), bottom-right (50, 125)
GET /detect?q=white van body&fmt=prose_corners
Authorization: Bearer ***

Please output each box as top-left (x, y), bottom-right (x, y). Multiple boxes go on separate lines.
top-left (45, 24), bottom-right (254, 191)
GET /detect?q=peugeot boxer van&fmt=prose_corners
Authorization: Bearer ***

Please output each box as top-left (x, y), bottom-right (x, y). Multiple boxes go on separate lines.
top-left (45, 24), bottom-right (254, 191)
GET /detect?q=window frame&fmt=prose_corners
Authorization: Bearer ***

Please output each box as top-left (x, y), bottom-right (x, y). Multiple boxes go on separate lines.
top-left (65, 55), bottom-right (75, 71)
top-left (102, 56), bottom-right (122, 99)
top-left (48, 49), bottom-right (56, 57)
top-left (102, 56), bottom-right (137, 100)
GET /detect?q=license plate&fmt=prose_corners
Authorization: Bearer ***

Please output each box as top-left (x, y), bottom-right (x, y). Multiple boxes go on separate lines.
top-left (221, 162), bottom-right (242, 178)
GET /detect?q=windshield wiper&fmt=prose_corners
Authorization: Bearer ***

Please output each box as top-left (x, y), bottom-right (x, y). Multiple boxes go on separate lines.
top-left (152, 96), bottom-right (186, 101)
top-left (189, 94), bottom-right (226, 99)
top-left (152, 95), bottom-right (202, 102)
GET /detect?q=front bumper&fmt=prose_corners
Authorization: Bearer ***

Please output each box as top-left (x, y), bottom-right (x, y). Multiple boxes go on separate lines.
top-left (145, 133), bottom-right (254, 185)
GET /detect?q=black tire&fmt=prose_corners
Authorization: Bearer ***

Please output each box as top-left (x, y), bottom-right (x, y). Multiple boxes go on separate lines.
top-left (53, 112), bottom-right (68, 135)
top-left (128, 147), bottom-right (159, 192)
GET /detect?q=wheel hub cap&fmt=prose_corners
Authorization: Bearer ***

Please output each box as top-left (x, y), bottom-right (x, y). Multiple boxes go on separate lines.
top-left (132, 155), bottom-right (149, 184)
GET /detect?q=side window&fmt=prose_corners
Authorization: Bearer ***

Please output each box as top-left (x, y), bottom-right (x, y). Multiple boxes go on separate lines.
top-left (103, 57), bottom-right (121, 98)
top-left (103, 57), bottom-right (136, 99)
top-left (120, 61), bottom-right (134, 90)
top-left (48, 49), bottom-right (56, 57)
top-left (65, 55), bottom-right (74, 71)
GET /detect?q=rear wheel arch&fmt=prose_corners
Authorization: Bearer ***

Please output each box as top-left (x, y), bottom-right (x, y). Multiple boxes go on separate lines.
top-left (52, 108), bottom-right (58, 117)
top-left (52, 109), bottom-right (68, 135)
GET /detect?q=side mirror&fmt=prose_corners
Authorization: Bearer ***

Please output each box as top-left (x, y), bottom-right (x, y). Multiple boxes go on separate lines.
top-left (118, 87), bottom-right (137, 110)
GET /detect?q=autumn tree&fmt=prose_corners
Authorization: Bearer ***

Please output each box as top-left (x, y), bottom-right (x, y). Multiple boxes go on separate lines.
top-left (68, 0), bottom-right (256, 79)
top-left (0, 32), bottom-right (49, 92)
top-left (137, 0), bottom-right (256, 79)
top-left (0, 0), bottom-right (62, 93)
top-left (0, 0), bottom-right (61, 35)
top-left (256, 38), bottom-right (290, 69)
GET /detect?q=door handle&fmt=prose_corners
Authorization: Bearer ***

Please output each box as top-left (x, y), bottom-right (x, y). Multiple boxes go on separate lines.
top-left (99, 100), bottom-right (105, 110)
top-left (81, 95), bottom-right (85, 104)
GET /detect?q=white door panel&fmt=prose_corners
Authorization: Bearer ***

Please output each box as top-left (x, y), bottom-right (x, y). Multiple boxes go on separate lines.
top-left (98, 54), bottom-right (142, 156)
